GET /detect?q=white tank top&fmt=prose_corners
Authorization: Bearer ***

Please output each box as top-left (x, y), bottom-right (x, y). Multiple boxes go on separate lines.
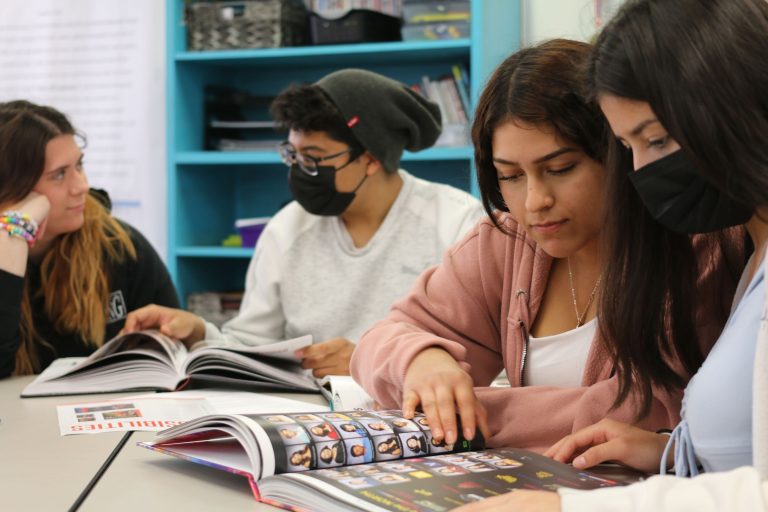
top-left (524, 318), bottom-right (596, 387)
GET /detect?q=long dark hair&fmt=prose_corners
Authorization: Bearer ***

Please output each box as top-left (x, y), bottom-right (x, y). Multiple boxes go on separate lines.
top-left (473, 38), bottom-right (607, 232)
top-left (591, 0), bottom-right (768, 208)
top-left (588, 0), bottom-right (759, 415)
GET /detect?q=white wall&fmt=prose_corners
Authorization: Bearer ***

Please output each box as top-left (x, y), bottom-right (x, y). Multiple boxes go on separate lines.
top-left (0, 0), bottom-right (167, 259)
top-left (522, 0), bottom-right (625, 45)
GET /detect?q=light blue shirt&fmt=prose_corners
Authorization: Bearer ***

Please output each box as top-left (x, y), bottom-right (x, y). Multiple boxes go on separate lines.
top-left (663, 255), bottom-right (764, 475)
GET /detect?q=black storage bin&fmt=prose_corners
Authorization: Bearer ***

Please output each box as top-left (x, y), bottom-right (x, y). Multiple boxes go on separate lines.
top-left (186, 0), bottom-right (309, 51)
top-left (310, 9), bottom-right (402, 45)
top-left (203, 86), bottom-right (285, 151)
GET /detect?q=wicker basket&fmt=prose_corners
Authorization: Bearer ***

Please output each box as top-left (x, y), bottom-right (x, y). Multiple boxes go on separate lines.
top-left (186, 0), bottom-right (309, 51)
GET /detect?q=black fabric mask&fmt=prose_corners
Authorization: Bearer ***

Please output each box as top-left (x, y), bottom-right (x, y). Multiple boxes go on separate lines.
top-left (288, 164), bottom-right (368, 216)
top-left (628, 150), bottom-right (753, 234)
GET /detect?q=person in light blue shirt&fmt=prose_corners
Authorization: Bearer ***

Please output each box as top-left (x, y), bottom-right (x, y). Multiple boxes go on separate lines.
top-left (455, 0), bottom-right (768, 511)
top-left (668, 257), bottom-right (763, 475)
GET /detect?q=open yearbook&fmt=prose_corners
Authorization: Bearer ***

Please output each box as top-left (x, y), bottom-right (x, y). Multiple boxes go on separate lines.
top-left (21, 330), bottom-right (318, 398)
top-left (140, 409), bottom-right (624, 511)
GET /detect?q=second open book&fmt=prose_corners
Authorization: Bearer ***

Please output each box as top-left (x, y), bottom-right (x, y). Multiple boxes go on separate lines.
top-left (140, 409), bottom-right (625, 511)
top-left (21, 330), bottom-right (317, 397)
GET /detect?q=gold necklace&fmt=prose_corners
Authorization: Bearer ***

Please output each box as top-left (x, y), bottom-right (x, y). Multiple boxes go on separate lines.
top-left (566, 257), bottom-right (602, 327)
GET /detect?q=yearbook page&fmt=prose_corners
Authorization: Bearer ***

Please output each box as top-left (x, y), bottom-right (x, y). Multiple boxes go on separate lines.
top-left (259, 448), bottom-right (624, 512)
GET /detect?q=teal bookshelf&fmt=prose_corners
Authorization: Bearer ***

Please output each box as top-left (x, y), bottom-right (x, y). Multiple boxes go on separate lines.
top-left (167, 0), bottom-right (521, 304)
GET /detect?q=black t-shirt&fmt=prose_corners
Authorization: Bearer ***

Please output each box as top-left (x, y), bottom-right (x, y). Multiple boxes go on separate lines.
top-left (0, 218), bottom-right (179, 377)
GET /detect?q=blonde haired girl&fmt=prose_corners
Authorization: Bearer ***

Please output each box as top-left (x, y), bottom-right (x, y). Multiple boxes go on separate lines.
top-left (0, 100), bottom-right (178, 376)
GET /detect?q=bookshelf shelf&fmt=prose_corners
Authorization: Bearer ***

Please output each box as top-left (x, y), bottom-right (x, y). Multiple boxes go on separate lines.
top-left (175, 39), bottom-right (472, 66)
top-left (176, 247), bottom-right (255, 258)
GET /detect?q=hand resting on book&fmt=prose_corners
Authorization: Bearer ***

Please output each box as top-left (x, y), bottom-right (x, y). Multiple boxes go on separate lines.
top-left (544, 418), bottom-right (671, 473)
top-left (402, 347), bottom-right (490, 447)
top-left (122, 304), bottom-right (206, 347)
top-left (295, 337), bottom-right (355, 378)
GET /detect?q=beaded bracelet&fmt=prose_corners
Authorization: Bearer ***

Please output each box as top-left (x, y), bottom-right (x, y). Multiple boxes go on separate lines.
top-left (1, 211), bottom-right (38, 233)
top-left (0, 211), bottom-right (40, 246)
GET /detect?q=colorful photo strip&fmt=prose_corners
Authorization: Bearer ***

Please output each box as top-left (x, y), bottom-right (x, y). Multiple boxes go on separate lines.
top-left (260, 409), bottom-right (470, 473)
top-left (74, 403), bottom-right (136, 414)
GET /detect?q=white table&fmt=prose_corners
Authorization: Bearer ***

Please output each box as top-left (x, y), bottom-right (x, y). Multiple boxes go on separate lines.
top-left (0, 376), bottom-right (133, 511)
top-left (80, 392), bottom-right (328, 511)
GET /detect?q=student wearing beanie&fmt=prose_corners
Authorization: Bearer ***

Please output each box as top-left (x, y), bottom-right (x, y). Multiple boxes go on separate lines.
top-left (125, 69), bottom-right (483, 377)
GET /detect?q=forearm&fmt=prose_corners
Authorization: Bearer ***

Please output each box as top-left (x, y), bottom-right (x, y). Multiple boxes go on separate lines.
top-left (560, 466), bottom-right (768, 512)
top-left (0, 232), bottom-right (29, 276)
top-left (352, 316), bottom-right (504, 409)
top-left (352, 319), bottom-right (471, 408)
top-left (475, 382), bottom-right (681, 452)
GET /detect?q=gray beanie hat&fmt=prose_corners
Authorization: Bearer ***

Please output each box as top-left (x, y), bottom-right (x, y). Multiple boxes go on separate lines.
top-left (316, 69), bottom-right (442, 172)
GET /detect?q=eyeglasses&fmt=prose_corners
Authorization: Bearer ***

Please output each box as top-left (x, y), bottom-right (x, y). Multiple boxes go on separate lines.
top-left (278, 141), bottom-right (361, 176)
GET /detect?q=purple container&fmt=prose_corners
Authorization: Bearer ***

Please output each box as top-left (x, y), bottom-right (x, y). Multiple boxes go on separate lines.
top-left (235, 217), bottom-right (270, 248)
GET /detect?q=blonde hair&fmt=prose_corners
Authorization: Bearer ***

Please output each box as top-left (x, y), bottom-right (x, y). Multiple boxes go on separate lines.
top-left (15, 195), bottom-right (136, 375)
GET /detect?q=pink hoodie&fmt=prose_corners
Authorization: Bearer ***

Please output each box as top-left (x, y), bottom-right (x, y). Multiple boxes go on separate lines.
top-left (351, 214), bottom-right (741, 452)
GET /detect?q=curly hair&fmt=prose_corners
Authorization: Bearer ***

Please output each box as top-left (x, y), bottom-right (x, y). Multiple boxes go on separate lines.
top-left (270, 84), bottom-right (363, 152)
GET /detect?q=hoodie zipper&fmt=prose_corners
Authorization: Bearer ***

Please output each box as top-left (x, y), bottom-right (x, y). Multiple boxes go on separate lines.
top-left (515, 288), bottom-right (531, 388)
top-left (518, 320), bottom-right (529, 387)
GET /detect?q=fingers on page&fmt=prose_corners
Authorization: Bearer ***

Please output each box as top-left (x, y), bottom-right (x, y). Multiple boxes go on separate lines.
top-left (454, 386), bottom-right (477, 440)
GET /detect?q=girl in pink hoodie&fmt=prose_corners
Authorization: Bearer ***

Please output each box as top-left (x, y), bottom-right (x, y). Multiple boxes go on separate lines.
top-left (350, 39), bottom-right (743, 452)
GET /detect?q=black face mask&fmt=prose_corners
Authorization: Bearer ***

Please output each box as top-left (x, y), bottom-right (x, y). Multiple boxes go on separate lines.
top-left (288, 164), bottom-right (368, 216)
top-left (628, 150), bottom-right (753, 234)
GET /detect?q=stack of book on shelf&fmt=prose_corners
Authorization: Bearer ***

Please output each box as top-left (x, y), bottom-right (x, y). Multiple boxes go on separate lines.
top-left (308, 0), bottom-right (403, 19)
top-left (413, 65), bottom-right (471, 147)
top-left (307, 0), bottom-right (404, 45)
top-left (140, 408), bottom-right (627, 511)
top-left (204, 86), bottom-right (284, 152)
top-left (188, 291), bottom-right (245, 328)
top-left (401, 0), bottom-right (471, 41)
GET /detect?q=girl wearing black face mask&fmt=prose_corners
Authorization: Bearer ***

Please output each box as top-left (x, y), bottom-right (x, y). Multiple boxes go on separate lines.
top-left (457, 1), bottom-right (768, 511)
